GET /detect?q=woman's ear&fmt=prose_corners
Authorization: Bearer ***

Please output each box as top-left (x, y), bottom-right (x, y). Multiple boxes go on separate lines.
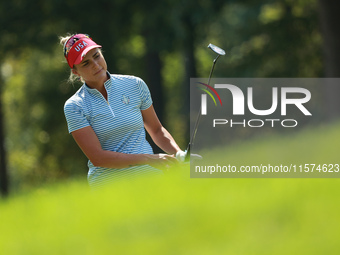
top-left (72, 68), bottom-right (79, 76)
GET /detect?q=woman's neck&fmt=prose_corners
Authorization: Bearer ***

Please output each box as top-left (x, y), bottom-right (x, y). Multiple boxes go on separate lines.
top-left (85, 73), bottom-right (110, 100)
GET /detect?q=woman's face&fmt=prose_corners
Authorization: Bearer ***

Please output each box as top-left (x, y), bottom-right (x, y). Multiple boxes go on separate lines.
top-left (72, 48), bottom-right (108, 86)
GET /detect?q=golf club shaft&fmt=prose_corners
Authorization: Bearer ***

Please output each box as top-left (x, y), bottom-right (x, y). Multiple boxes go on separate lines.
top-left (185, 55), bottom-right (220, 160)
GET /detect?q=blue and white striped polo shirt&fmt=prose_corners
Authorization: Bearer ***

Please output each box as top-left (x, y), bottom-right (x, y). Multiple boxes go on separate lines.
top-left (64, 72), bottom-right (162, 188)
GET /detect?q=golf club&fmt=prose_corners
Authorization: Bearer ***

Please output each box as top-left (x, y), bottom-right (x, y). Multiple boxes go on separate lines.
top-left (184, 43), bottom-right (226, 161)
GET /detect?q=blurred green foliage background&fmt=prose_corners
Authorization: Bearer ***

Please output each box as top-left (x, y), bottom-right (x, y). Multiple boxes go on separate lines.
top-left (1, 0), bottom-right (340, 253)
top-left (0, 0), bottom-right (340, 194)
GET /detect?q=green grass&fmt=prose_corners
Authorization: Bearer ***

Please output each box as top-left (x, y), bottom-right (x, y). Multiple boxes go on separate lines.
top-left (1, 122), bottom-right (340, 254)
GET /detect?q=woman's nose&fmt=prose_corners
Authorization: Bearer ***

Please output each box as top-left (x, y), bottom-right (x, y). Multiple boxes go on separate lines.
top-left (92, 59), bottom-right (100, 68)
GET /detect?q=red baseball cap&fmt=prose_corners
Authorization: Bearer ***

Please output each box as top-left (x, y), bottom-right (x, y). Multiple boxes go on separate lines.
top-left (63, 34), bottom-right (102, 68)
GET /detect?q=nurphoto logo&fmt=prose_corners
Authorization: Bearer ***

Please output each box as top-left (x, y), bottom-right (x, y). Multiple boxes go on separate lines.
top-left (198, 82), bottom-right (312, 128)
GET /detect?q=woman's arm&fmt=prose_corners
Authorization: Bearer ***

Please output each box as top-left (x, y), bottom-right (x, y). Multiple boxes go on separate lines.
top-left (71, 126), bottom-right (177, 169)
top-left (142, 105), bottom-right (182, 155)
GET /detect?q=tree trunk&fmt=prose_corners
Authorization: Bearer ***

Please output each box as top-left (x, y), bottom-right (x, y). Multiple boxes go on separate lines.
top-left (0, 77), bottom-right (9, 197)
top-left (318, 0), bottom-right (340, 120)
top-left (144, 33), bottom-right (164, 153)
top-left (183, 19), bottom-right (198, 146)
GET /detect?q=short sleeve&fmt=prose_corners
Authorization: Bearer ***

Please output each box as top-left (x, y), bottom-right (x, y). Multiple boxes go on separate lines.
top-left (136, 78), bottom-right (153, 110)
top-left (64, 100), bottom-right (90, 133)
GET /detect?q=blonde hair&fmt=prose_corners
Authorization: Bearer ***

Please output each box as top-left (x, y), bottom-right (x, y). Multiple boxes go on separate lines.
top-left (59, 33), bottom-right (83, 83)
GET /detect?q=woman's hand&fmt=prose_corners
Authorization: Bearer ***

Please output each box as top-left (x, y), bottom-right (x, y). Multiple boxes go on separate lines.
top-left (145, 153), bottom-right (179, 171)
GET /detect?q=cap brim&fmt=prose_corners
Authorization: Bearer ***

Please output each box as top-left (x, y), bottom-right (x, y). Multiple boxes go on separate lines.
top-left (73, 45), bottom-right (102, 66)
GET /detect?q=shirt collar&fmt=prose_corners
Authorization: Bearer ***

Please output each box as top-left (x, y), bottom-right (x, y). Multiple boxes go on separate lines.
top-left (84, 71), bottom-right (112, 94)
top-left (103, 71), bottom-right (112, 88)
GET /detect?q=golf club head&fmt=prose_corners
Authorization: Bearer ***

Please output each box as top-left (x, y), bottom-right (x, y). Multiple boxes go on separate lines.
top-left (208, 43), bottom-right (226, 56)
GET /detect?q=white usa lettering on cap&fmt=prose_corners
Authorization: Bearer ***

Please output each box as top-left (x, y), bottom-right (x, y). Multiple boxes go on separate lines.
top-left (74, 41), bottom-right (88, 52)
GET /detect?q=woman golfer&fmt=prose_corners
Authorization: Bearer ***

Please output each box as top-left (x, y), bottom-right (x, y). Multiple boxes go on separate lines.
top-left (61, 33), bottom-right (185, 188)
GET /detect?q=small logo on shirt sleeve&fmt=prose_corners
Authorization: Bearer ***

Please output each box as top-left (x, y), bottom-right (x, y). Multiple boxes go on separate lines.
top-left (121, 95), bottom-right (130, 105)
